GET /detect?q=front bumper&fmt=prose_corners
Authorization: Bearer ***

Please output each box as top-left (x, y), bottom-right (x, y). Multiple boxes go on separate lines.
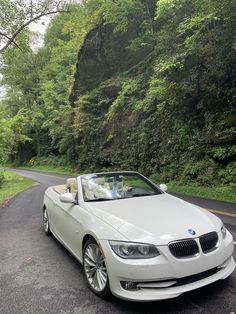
top-left (100, 231), bottom-right (235, 301)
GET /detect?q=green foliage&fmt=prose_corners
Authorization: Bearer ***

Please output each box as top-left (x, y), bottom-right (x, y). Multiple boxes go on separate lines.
top-left (0, 170), bottom-right (5, 188)
top-left (211, 146), bottom-right (236, 161)
top-left (0, 105), bottom-right (30, 164)
top-left (218, 162), bottom-right (236, 184)
top-left (100, 0), bottom-right (144, 32)
top-left (0, 0), bottom-right (69, 53)
top-left (25, 155), bottom-right (69, 168)
top-left (0, 0), bottom-right (235, 192)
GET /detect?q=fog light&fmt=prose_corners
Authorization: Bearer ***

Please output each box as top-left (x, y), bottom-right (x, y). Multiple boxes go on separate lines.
top-left (121, 281), bottom-right (139, 291)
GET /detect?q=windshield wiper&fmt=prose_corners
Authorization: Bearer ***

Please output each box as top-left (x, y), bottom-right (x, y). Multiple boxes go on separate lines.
top-left (132, 193), bottom-right (155, 197)
top-left (86, 197), bottom-right (113, 202)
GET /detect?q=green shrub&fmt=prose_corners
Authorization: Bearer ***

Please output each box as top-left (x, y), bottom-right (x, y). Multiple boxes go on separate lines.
top-left (180, 159), bottom-right (219, 186)
top-left (27, 155), bottom-right (69, 168)
top-left (218, 162), bottom-right (236, 184)
top-left (0, 170), bottom-right (5, 188)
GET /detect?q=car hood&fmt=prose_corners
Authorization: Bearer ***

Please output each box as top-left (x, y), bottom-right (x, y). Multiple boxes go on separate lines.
top-left (86, 194), bottom-right (222, 245)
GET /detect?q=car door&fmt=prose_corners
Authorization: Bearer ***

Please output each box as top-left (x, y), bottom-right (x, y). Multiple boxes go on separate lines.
top-left (54, 198), bottom-right (88, 259)
top-left (49, 193), bottom-right (69, 242)
top-left (46, 190), bottom-right (62, 235)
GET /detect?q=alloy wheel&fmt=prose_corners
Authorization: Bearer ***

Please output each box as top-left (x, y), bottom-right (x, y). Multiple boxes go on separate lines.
top-left (84, 243), bottom-right (108, 292)
top-left (43, 208), bottom-right (49, 234)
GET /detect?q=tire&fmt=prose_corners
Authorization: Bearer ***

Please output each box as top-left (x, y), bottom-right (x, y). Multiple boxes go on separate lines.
top-left (43, 207), bottom-right (51, 235)
top-left (83, 238), bottom-right (111, 298)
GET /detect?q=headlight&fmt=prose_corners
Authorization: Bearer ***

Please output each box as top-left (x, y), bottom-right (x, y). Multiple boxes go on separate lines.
top-left (221, 223), bottom-right (227, 239)
top-left (109, 241), bottom-right (160, 259)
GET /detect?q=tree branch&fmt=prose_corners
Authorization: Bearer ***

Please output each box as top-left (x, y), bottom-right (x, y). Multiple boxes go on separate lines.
top-left (0, 10), bottom-right (68, 53)
top-left (0, 32), bottom-right (23, 51)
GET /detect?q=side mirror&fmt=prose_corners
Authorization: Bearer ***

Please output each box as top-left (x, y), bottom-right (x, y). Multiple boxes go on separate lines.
top-left (159, 183), bottom-right (167, 192)
top-left (59, 193), bottom-right (76, 204)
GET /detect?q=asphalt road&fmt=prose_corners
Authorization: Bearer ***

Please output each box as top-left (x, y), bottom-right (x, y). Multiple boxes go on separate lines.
top-left (0, 169), bottom-right (235, 314)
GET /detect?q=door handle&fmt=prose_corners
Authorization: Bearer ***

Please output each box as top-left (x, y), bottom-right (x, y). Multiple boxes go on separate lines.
top-left (53, 200), bottom-right (58, 206)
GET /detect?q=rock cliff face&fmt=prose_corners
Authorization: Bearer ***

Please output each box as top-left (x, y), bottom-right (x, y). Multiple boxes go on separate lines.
top-left (67, 2), bottom-right (236, 186)
top-left (69, 20), bottom-right (152, 104)
top-left (68, 16), bottom-right (154, 171)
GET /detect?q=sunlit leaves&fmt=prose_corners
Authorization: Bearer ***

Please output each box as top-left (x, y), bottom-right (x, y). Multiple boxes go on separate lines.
top-left (100, 0), bottom-right (144, 32)
top-left (0, 0), bottom-right (70, 53)
top-left (0, 106), bottom-right (30, 164)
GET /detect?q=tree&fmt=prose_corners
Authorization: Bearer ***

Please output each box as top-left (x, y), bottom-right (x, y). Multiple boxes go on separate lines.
top-left (0, 103), bottom-right (30, 164)
top-left (0, 2), bottom-right (99, 163)
top-left (0, 0), bottom-right (70, 53)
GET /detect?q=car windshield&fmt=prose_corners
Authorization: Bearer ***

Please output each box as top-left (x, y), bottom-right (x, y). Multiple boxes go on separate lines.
top-left (81, 172), bottom-right (162, 202)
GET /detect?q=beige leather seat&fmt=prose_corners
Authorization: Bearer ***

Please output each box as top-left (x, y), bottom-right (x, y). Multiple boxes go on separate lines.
top-left (53, 184), bottom-right (67, 194)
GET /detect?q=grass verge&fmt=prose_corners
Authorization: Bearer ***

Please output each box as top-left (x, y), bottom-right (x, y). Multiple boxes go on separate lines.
top-left (18, 165), bottom-right (78, 176)
top-left (0, 171), bottom-right (33, 207)
top-left (167, 181), bottom-right (236, 203)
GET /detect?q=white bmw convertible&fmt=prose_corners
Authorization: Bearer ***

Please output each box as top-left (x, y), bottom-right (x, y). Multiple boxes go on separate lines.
top-left (43, 171), bottom-right (235, 301)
